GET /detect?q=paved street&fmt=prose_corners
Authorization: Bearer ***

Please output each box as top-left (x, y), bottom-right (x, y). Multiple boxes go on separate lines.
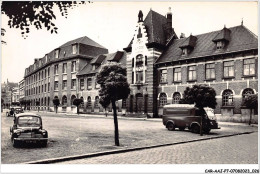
top-left (1, 110), bottom-right (258, 164)
top-left (60, 132), bottom-right (258, 164)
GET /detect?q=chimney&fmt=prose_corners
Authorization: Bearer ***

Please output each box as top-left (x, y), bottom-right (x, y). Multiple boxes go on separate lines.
top-left (167, 7), bottom-right (172, 28)
top-left (180, 33), bottom-right (185, 38)
top-left (138, 10), bottom-right (143, 22)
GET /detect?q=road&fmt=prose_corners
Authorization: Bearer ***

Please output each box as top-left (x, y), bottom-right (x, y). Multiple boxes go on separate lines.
top-left (60, 132), bottom-right (258, 164)
top-left (1, 111), bottom-right (258, 164)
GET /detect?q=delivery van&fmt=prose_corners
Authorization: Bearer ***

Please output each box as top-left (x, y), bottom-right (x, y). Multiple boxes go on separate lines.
top-left (162, 104), bottom-right (220, 134)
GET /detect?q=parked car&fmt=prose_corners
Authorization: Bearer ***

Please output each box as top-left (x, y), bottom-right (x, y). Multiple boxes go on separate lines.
top-left (6, 107), bottom-right (16, 117)
top-left (10, 113), bottom-right (48, 147)
top-left (162, 104), bottom-right (220, 134)
top-left (14, 107), bottom-right (24, 114)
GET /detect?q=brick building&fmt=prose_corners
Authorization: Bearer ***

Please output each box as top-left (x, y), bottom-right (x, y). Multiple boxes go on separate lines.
top-left (24, 36), bottom-right (108, 112)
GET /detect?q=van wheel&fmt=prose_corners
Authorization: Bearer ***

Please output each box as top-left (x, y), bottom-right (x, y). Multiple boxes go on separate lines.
top-left (179, 127), bottom-right (185, 131)
top-left (167, 123), bottom-right (175, 131)
top-left (191, 124), bottom-right (200, 134)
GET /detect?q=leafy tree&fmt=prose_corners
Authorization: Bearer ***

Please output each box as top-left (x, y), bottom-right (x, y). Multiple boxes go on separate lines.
top-left (243, 94), bottom-right (258, 125)
top-left (1, 98), bottom-right (4, 112)
top-left (1, 1), bottom-right (88, 39)
top-left (182, 84), bottom-right (217, 135)
top-left (36, 100), bottom-right (40, 112)
top-left (53, 97), bottom-right (60, 113)
top-left (96, 63), bottom-right (130, 146)
top-left (73, 98), bottom-right (83, 115)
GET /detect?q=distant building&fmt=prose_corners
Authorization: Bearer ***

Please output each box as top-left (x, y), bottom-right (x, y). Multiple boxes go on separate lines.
top-left (1, 80), bottom-right (18, 107)
top-left (18, 79), bottom-right (25, 102)
top-left (11, 87), bottom-right (19, 103)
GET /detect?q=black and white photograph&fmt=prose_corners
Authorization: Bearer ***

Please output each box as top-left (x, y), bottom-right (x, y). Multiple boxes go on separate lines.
top-left (1, 1), bottom-right (259, 173)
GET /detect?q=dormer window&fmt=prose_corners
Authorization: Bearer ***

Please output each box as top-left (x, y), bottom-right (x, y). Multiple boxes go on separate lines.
top-left (179, 35), bottom-right (197, 56)
top-left (181, 48), bottom-right (188, 56)
top-left (55, 49), bottom-right (59, 58)
top-left (72, 44), bottom-right (77, 54)
top-left (45, 54), bottom-right (48, 62)
top-left (216, 41), bottom-right (224, 50)
top-left (92, 65), bottom-right (96, 71)
top-left (213, 26), bottom-right (231, 51)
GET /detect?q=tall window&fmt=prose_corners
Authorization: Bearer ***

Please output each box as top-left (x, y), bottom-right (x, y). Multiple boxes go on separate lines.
top-left (72, 44), bottom-right (77, 54)
top-left (87, 97), bottom-right (92, 108)
top-left (222, 89), bottom-right (233, 106)
top-left (205, 63), bottom-right (215, 79)
top-left (48, 67), bottom-right (50, 77)
top-left (45, 84), bottom-right (47, 92)
top-left (188, 66), bottom-right (196, 81)
top-left (173, 67), bottom-right (181, 82)
top-left (136, 54), bottom-right (143, 65)
top-left (45, 69), bottom-right (47, 78)
top-left (62, 63), bottom-right (67, 73)
top-left (54, 64), bottom-right (59, 75)
top-left (87, 78), bottom-right (92, 90)
top-left (243, 58), bottom-right (255, 76)
top-left (160, 69), bottom-right (167, 83)
top-left (71, 61), bottom-right (76, 72)
top-left (71, 79), bottom-right (76, 89)
top-left (223, 61), bottom-right (234, 78)
top-left (48, 82), bottom-right (50, 91)
top-left (42, 85), bottom-right (44, 93)
top-left (55, 49), bottom-right (59, 58)
top-left (159, 93), bottom-right (167, 107)
top-left (62, 80), bottom-right (67, 90)
top-left (54, 81), bottom-right (58, 90)
top-left (94, 96), bottom-right (99, 108)
top-left (136, 71), bottom-right (143, 83)
top-left (80, 79), bottom-right (84, 90)
top-left (62, 96), bottom-right (67, 105)
top-left (172, 92), bottom-right (181, 104)
top-left (80, 97), bottom-right (84, 108)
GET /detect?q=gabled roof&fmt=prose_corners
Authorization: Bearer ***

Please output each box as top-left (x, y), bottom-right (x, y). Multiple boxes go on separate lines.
top-left (59, 36), bottom-right (106, 49)
top-left (125, 9), bottom-right (177, 48)
top-left (156, 25), bottom-right (258, 64)
top-left (77, 51), bottom-right (126, 76)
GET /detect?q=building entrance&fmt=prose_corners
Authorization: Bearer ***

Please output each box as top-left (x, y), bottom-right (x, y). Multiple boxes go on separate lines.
top-left (136, 93), bottom-right (143, 113)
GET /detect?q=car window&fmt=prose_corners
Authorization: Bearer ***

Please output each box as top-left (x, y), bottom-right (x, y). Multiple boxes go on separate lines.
top-left (18, 116), bottom-right (41, 126)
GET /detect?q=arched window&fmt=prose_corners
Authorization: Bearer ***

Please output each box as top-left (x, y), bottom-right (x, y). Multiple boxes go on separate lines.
top-left (44, 97), bottom-right (46, 106)
top-left (41, 98), bottom-right (43, 106)
top-left (87, 96), bottom-right (92, 108)
top-left (71, 95), bottom-right (76, 105)
top-left (242, 88), bottom-right (254, 100)
top-left (94, 96), bottom-right (99, 108)
top-left (62, 95), bottom-right (67, 105)
top-left (172, 92), bottom-right (181, 104)
top-left (222, 89), bottom-right (233, 106)
top-left (80, 97), bottom-right (84, 108)
top-left (122, 99), bottom-right (127, 109)
top-left (159, 93), bottom-right (167, 107)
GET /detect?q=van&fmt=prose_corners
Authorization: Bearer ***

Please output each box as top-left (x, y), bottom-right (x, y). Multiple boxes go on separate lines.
top-left (162, 104), bottom-right (220, 134)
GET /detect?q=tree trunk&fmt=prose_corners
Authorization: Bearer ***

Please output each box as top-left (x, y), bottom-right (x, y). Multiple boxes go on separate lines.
top-left (112, 100), bottom-right (119, 146)
top-left (249, 109), bottom-right (252, 125)
top-left (56, 106), bottom-right (57, 113)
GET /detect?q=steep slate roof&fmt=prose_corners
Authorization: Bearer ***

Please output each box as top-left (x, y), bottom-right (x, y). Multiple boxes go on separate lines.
top-left (77, 51), bottom-right (126, 76)
top-left (156, 25), bottom-right (258, 64)
top-left (212, 27), bottom-right (231, 42)
top-left (59, 36), bottom-right (106, 49)
top-left (126, 10), bottom-right (177, 48)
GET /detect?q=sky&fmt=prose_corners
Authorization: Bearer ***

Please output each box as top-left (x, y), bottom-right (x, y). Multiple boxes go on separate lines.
top-left (1, 1), bottom-right (258, 83)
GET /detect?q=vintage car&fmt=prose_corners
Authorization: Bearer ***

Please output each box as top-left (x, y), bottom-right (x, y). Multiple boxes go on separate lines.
top-left (14, 107), bottom-right (24, 114)
top-left (162, 104), bottom-right (220, 134)
top-left (10, 113), bottom-right (48, 147)
top-left (6, 107), bottom-right (16, 117)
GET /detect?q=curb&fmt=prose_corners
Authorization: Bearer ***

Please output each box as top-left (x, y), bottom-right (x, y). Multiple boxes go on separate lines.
top-left (23, 131), bottom-right (256, 164)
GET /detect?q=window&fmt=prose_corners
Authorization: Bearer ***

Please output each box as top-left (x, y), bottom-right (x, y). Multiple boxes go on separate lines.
top-left (45, 84), bottom-right (47, 92)
top-left (136, 54), bottom-right (143, 65)
top-left (242, 88), bottom-right (254, 103)
top-left (80, 97), bottom-right (84, 108)
top-left (42, 71), bottom-right (44, 79)
top-left (87, 78), bottom-right (92, 90)
top-left (159, 93), bottom-right (167, 107)
top-left (132, 58), bottom-right (134, 67)
top-left (188, 66), bottom-right (196, 81)
top-left (72, 44), bottom-right (77, 54)
top-left (41, 85), bottom-right (43, 93)
top-left (243, 58), bottom-right (255, 76)
top-left (62, 63), bottom-right (67, 73)
top-left (205, 63), bottom-right (215, 79)
top-left (80, 79), bottom-right (84, 90)
top-left (94, 96), bottom-right (99, 108)
top-left (122, 99), bottom-right (127, 109)
top-left (87, 97), bottom-right (92, 108)
top-left (71, 95), bottom-right (76, 105)
top-left (222, 89), bottom-right (233, 106)
top-left (132, 72), bottom-right (134, 84)
top-left (216, 41), bottom-right (223, 50)
top-left (54, 81), bottom-right (58, 90)
top-left (48, 82), bottom-right (50, 91)
top-left (95, 81), bottom-right (100, 89)
top-left (136, 71), bottom-right (143, 83)
top-left (223, 61), bottom-right (234, 78)
top-left (71, 79), bottom-right (76, 89)
top-left (62, 80), bottom-right (67, 90)
top-left (182, 48), bottom-right (187, 55)
top-left (48, 67), bottom-right (50, 77)
top-left (45, 69), bottom-right (47, 78)
top-left (71, 61), bottom-right (76, 72)
top-left (55, 49), bottom-right (59, 58)
top-left (173, 67), bottom-right (181, 82)
top-left (62, 96), bottom-right (67, 105)
top-left (38, 86), bottom-right (40, 93)
top-left (172, 92), bottom-right (181, 104)
top-left (54, 64), bottom-right (59, 75)
top-left (160, 69), bottom-right (167, 83)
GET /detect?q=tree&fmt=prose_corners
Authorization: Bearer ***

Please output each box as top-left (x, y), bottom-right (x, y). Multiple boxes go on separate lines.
top-left (1, 1), bottom-right (88, 39)
top-left (182, 84), bottom-right (217, 135)
top-left (36, 100), bottom-right (40, 112)
top-left (1, 98), bottom-right (4, 112)
top-left (26, 100), bottom-right (31, 110)
top-left (73, 98), bottom-right (83, 115)
top-left (53, 97), bottom-right (60, 113)
top-left (96, 63), bottom-right (130, 146)
top-left (243, 94), bottom-right (258, 125)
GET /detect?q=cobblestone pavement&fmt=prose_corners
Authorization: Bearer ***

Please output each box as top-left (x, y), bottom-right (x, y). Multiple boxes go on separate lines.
top-left (60, 132), bottom-right (258, 164)
top-left (1, 111), bottom-right (258, 164)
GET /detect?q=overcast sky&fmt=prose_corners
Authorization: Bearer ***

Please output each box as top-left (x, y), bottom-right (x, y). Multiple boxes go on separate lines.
top-left (1, 2), bottom-right (258, 83)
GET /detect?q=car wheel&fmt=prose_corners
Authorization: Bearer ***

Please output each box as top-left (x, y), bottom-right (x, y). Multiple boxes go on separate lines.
top-left (191, 124), bottom-right (200, 134)
top-left (12, 138), bottom-right (19, 148)
top-left (41, 140), bottom-right (48, 147)
top-left (179, 127), bottom-right (185, 131)
top-left (167, 122), bottom-right (175, 131)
